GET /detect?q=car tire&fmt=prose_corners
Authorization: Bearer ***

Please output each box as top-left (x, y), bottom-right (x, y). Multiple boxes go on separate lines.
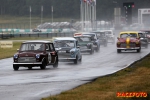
top-left (137, 49), bottom-right (141, 53)
top-left (40, 59), bottom-right (46, 69)
top-left (117, 49), bottom-right (121, 53)
top-left (74, 56), bottom-right (78, 64)
top-left (13, 65), bottom-right (19, 71)
top-left (90, 48), bottom-right (94, 54)
top-left (53, 57), bottom-right (58, 68)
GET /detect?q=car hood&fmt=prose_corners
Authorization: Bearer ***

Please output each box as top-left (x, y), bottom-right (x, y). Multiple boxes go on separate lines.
top-left (18, 51), bottom-right (44, 57)
top-left (78, 42), bottom-right (91, 46)
top-left (118, 37), bottom-right (139, 43)
top-left (56, 47), bottom-right (73, 51)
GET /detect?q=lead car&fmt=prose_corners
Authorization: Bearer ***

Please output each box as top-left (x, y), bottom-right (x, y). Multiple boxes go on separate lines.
top-left (13, 40), bottom-right (58, 71)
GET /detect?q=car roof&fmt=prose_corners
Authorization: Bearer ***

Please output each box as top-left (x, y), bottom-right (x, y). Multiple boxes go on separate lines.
top-left (74, 35), bottom-right (91, 38)
top-left (54, 37), bottom-right (76, 41)
top-left (82, 32), bottom-right (96, 35)
top-left (91, 31), bottom-right (105, 33)
top-left (22, 40), bottom-right (52, 43)
top-left (120, 31), bottom-right (139, 34)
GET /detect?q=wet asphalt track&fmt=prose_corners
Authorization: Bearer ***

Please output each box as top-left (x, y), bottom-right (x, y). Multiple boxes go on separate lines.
top-left (0, 30), bottom-right (150, 100)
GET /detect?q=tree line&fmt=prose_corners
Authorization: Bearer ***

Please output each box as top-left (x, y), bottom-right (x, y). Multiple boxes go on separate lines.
top-left (0, 0), bottom-right (150, 21)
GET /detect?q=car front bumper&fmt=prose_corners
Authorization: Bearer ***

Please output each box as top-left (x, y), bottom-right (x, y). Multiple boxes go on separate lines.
top-left (80, 49), bottom-right (92, 52)
top-left (13, 62), bottom-right (42, 67)
top-left (117, 47), bottom-right (140, 50)
top-left (59, 58), bottom-right (76, 62)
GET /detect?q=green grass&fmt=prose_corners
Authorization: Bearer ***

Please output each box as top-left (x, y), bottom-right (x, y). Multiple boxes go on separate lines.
top-left (41, 55), bottom-right (150, 100)
top-left (0, 42), bottom-right (21, 59)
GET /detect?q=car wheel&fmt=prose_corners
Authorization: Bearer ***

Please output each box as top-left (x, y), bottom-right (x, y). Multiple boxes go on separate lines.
top-left (53, 58), bottom-right (58, 68)
top-left (90, 49), bottom-right (94, 54)
top-left (40, 60), bottom-right (46, 69)
top-left (137, 49), bottom-right (141, 53)
top-left (74, 56), bottom-right (78, 64)
top-left (13, 65), bottom-right (19, 71)
top-left (28, 67), bottom-right (32, 70)
top-left (117, 49), bottom-right (121, 53)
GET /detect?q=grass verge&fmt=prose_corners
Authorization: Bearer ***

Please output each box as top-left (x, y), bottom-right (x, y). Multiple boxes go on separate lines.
top-left (41, 54), bottom-right (150, 100)
top-left (0, 42), bottom-right (21, 59)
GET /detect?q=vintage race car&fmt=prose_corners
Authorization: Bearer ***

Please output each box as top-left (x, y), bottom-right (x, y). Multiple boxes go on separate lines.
top-left (116, 31), bottom-right (141, 53)
top-left (138, 32), bottom-right (149, 48)
top-left (74, 34), bottom-right (94, 54)
top-left (53, 37), bottom-right (82, 64)
top-left (104, 30), bottom-right (115, 44)
top-left (82, 32), bottom-right (100, 52)
top-left (91, 31), bottom-right (108, 47)
top-left (13, 40), bottom-right (58, 70)
top-left (140, 30), bottom-right (150, 43)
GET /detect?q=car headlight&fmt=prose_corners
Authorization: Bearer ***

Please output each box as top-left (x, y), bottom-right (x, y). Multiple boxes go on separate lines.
top-left (93, 42), bottom-right (97, 45)
top-left (117, 42), bottom-right (120, 44)
top-left (36, 54), bottom-right (40, 59)
top-left (136, 41), bottom-right (139, 44)
top-left (70, 51), bottom-right (74, 55)
top-left (14, 54), bottom-right (18, 59)
top-left (87, 43), bottom-right (90, 46)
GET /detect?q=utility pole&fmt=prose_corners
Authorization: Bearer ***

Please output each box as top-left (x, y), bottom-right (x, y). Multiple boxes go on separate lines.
top-left (41, 5), bottom-right (43, 24)
top-left (30, 6), bottom-right (32, 29)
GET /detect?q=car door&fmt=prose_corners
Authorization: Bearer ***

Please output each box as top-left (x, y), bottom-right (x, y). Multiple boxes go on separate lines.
top-left (95, 34), bottom-right (100, 47)
top-left (49, 43), bottom-right (57, 64)
top-left (45, 43), bottom-right (51, 64)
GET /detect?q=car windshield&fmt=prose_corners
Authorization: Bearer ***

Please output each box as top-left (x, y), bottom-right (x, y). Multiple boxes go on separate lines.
top-left (129, 33), bottom-right (137, 38)
top-left (20, 43), bottom-right (45, 51)
top-left (75, 37), bottom-right (91, 42)
top-left (120, 33), bottom-right (137, 38)
top-left (54, 40), bottom-right (75, 48)
top-left (145, 31), bottom-right (150, 36)
top-left (139, 33), bottom-right (145, 37)
top-left (105, 31), bottom-right (111, 34)
top-left (97, 32), bottom-right (105, 37)
top-left (83, 34), bottom-right (96, 39)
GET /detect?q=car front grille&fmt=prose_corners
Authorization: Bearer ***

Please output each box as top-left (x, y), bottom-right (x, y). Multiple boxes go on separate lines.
top-left (129, 43), bottom-right (136, 47)
top-left (18, 57), bottom-right (36, 63)
top-left (120, 43), bottom-right (136, 47)
top-left (58, 51), bottom-right (71, 58)
top-left (120, 43), bottom-right (126, 47)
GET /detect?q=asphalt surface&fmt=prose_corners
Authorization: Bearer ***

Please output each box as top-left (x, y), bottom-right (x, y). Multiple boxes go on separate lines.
top-left (0, 30), bottom-right (150, 100)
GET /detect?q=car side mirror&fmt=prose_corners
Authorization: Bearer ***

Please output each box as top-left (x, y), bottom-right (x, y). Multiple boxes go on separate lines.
top-left (77, 46), bottom-right (80, 48)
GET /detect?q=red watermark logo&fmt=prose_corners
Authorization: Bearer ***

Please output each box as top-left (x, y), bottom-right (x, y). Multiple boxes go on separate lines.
top-left (117, 92), bottom-right (147, 98)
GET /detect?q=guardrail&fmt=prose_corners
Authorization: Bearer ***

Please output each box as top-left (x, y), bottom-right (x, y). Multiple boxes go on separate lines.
top-left (0, 32), bottom-right (75, 39)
